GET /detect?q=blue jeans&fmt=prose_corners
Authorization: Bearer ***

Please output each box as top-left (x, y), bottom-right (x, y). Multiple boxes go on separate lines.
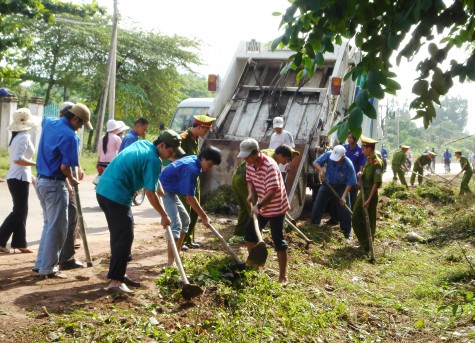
top-left (34, 178), bottom-right (69, 275)
top-left (311, 183), bottom-right (351, 238)
top-left (163, 191), bottom-right (190, 240)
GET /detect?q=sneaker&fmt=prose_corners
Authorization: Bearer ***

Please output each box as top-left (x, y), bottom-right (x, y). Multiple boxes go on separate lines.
top-left (181, 245), bottom-right (189, 251)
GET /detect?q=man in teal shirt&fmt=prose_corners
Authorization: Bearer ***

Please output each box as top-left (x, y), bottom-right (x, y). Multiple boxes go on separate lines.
top-left (96, 130), bottom-right (184, 295)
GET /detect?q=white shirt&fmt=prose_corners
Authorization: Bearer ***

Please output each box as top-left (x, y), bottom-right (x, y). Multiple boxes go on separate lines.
top-left (269, 129), bottom-right (295, 172)
top-left (269, 130), bottom-right (295, 149)
top-left (7, 131), bottom-right (35, 182)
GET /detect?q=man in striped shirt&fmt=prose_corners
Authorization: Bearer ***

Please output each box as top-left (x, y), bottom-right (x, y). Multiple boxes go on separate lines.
top-left (238, 138), bottom-right (290, 285)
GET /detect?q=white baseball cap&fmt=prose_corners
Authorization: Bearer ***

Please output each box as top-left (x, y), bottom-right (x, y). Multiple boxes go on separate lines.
top-left (237, 138), bottom-right (259, 158)
top-left (329, 145), bottom-right (346, 161)
top-left (273, 116), bottom-right (284, 128)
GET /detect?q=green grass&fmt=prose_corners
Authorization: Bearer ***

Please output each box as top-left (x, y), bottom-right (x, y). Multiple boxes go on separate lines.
top-left (0, 148), bottom-right (99, 178)
top-left (16, 176), bottom-right (475, 341)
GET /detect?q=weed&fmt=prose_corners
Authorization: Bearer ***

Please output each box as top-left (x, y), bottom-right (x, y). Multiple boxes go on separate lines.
top-left (416, 183), bottom-right (455, 204)
top-left (202, 185), bottom-right (238, 214)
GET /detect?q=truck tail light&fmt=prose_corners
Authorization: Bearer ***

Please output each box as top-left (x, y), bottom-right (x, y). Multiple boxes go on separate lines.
top-left (208, 74), bottom-right (217, 92)
top-left (331, 77), bottom-right (342, 95)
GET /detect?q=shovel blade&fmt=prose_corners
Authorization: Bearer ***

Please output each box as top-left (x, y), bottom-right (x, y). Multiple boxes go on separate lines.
top-left (85, 258), bottom-right (103, 267)
top-left (182, 284), bottom-right (203, 300)
top-left (246, 241), bottom-right (268, 267)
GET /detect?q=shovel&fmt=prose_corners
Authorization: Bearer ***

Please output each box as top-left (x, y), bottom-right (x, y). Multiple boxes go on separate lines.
top-left (72, 169), bottom-right (101, 267)
top-left (165, 225), bottom-right (203, 300)
top-left (284, 214), bottom-right (313, 249)
top-left (207, 223), bottom-right (246, 270)
top-left (445, 169), bottom-right (464, 185)
top-left (429, 169), bottom-right (451, 182)
top-left (359, 179), bottom-right (375, 263)
top-left (246, 213), bottom-right (268, 267)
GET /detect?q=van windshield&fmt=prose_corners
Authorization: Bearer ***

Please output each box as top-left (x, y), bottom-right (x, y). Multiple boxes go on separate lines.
top-left (170, 107), bottom-right (210, 133)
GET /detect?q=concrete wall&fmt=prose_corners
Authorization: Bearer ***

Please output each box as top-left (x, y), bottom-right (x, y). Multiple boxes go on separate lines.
top-left (28, 97), bottom-right (44, 150)
top-left (0, 97), bottom-right (18, 149)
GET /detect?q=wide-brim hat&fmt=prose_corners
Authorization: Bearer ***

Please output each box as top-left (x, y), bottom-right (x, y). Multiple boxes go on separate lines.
top-left (115, 120), bottom-right (130, 133)
top-left (106, 119), bottom-right (122, 132)
top-left (8, 108), bottom-right (41, 131)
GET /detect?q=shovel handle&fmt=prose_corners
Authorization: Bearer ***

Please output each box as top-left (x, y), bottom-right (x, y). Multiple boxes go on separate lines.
top-left (323, 180), bottom-right (353, 215)
top-left (207, 223), bottom-right (244, 264)
top-left (71, 168), bottom-right (92, 264)
top-left (165, 226), bottom-right (189, 285)
top-left (252, 213), bottom-right (264, 242)
top-left (284, 215), bottom-right (312, 245)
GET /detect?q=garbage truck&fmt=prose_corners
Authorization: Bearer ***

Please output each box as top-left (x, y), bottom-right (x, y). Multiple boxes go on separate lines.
top-left (197, 39), bottom-right (381, 218)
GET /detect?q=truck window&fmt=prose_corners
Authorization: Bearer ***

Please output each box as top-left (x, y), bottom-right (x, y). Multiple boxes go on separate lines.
top-left (170, 107), bottom-right (210, 133)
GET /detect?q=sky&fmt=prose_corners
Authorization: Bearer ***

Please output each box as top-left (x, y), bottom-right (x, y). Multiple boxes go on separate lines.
top-left (83, 0), bottom-right (474, 134)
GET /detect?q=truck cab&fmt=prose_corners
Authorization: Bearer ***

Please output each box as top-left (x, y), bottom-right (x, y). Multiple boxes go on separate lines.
top-left (169, 98), bottom-right (214, 133)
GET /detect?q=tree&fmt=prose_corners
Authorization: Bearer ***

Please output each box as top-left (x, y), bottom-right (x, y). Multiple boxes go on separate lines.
top-left (432, 95), bottom-right (468, 128)
top-left (273, 0), bottom-right (475, 142)
top-left (0, 0), bottom-right (100, 80)
top-left (179, 73), bottom-right (213, 99)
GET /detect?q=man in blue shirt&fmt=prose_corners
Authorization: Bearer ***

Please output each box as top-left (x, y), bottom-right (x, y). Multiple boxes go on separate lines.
top-left (381, 144), bottom-right (388, 172)
top-left (443, 148), bottom-right (452, 172)
top-left (311, 145), bottom-right (357, 239)
top-left (96, 130), bottom-right (184, 295)
top-left (34, 103), bottom-right (92, 278)
top-left (119, 117), bottom-right (149, 152)
top-left (343, 133), bottom-right (366, 210)
top-left (159, 146), bottom-right (222, 268)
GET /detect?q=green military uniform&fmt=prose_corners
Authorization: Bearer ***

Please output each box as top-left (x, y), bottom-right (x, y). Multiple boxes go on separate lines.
top-left (410, 154), bottom-right (431, 186)
top-left (352, 152), bottom-right (383, 251)
top-left (459, 156), bottom-right (473, 194)
top-left (391, 149), bottom-right (408, 187)
top-left (231, 149), bottom-right (276, 236)
top-left (177, 129), bottom-right (200, 244)
top-left (177, 114), bottom-right (216, 245)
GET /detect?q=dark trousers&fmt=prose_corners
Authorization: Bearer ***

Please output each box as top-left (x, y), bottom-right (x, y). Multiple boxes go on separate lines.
top-left (59, 192), bottom-right (78, 263)
top-left (244, 213), bottom-right (288, 251)
top-left (96, 193), bottom-right (134, 282)
top-left (0, 179), bottom-right (30, 248)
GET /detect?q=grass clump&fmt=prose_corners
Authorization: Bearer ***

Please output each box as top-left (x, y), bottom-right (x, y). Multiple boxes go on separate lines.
top-left (416, 181), bottom-right (455, 204)
top-left (382, 182), bottom-right (409, 198)
top-left (203, 185), bottom-right (238, 214)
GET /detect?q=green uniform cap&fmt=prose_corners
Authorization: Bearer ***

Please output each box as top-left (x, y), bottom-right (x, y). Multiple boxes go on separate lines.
top-left (360, 135), bottom-right (378, 145)
top-left (193, 114), bottom-right (216, 128)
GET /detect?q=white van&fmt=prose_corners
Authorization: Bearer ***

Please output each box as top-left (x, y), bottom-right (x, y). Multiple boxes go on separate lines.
top-left (169, 98), bottom-right (214, 133)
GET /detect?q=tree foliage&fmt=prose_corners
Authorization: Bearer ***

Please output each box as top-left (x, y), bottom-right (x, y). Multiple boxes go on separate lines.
top-left (383, 96), bottom-right (474, 156)
top-left (273, 0), bottom-right (475, 141)
top-left (0, 0), bottom-right (101, 80)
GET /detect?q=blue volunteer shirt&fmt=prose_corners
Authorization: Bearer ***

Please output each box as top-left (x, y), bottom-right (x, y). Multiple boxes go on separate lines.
top-left (381, 147), bottom-right (388, 160)
top-left (160, 155), bottom-right (201, 196)
top-left (96, 140), bottom-right (162, 206)
top-left (343, 143), bottom-right (366, 172)
top-left (315, 151), bottom-right (357, 186)
top-left (443, 151), bottom-right (451, 161)
top-left (119, 130), bottom-right (139, 152)
top-left (36, 117), bottom-right (79, 177)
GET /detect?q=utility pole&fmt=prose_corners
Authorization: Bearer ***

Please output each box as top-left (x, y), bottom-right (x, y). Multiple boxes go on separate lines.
top-left (108, 1), bottom-right (118, 119)
top-left (93, 0), bottom-right (119, 152)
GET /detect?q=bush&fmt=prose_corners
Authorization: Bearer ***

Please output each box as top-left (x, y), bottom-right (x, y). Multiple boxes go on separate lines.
top-left (203, 185), bottom-right (238, 215)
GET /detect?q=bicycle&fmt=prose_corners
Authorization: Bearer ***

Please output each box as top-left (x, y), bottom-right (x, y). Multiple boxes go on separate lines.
top-left (133, 188), bottom-right (146, 206)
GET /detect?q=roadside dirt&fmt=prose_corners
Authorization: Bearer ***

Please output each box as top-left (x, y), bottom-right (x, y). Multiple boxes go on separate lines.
top-left (0, 214), bottom-right (246, 342)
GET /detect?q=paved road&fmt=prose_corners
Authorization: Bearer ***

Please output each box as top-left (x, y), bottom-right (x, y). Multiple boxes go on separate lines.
top-left (0, 161), bottom-right (466, 250)
top-left (0, 175), bottom-right (161, 249)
